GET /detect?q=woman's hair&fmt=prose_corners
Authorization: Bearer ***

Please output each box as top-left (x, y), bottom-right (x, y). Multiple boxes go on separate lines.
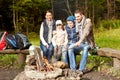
top-left (45, 10), bottom-right (52, 15)
top-left (57, 25), bottom-right (65, 31)
top-left (62, 25), bottom-right (65, 31)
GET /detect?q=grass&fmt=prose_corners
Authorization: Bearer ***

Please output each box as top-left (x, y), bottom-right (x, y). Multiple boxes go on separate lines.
top-left (0, 54), bottom-right (18, 68)
top-left (94, 28), bottom-right (120, 50)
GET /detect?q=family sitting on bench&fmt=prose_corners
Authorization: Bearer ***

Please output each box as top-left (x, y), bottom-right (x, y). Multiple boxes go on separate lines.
top-left (40, 9), bottom-right (95, 74)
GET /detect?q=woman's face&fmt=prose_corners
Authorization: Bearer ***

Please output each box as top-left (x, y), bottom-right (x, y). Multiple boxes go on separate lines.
top-left (45, 12), bottom-right (53, 21)
top-left (67, 21), bottom-right (74, 28)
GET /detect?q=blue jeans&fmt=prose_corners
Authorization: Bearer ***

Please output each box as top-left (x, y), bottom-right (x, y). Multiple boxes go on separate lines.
top-left (68, 42), bottom-right (90, 71)
top-left (62, 43), bottom-right (75, 68)
top-left (62, 44), bottom-right (69, 65)
top-left (40, 42), bottom-right (54, 62)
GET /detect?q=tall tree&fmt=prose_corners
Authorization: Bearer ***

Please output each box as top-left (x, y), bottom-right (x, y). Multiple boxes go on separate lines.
top-left (65, 0), bottom-right (72, 15)
top-left (10, 0), bottom-right (50, 33)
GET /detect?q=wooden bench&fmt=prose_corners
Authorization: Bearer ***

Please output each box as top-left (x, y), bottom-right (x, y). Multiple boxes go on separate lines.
top-left (97, 48), bottom-right (120, 71)
top-left (1, 47), bottom-right (120, 71)
top-left (0, 49), bottom-right (29, 64)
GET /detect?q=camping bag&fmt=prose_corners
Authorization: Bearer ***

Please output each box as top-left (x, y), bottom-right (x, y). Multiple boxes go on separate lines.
top-left (0, 31), bottom-right (8, 50)
top-left (15, 32), bottom-right (32, 50)
top-left (5, 34), bottom-right (17, 49)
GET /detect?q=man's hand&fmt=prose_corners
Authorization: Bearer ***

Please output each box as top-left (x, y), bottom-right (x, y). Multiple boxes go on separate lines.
top-left (75, 41), bottom-right (81, 47)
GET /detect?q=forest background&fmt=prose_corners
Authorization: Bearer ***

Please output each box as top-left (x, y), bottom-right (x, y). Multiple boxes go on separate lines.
top-left (0, 0), bottom-right (120, 55)
top-left (0, 0), bottom-right (120, 74)
top-left (0, 0), bottom-right (120, 34)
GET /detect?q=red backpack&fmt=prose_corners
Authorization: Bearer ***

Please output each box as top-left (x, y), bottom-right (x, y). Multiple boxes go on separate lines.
top-left (0, 31), bottom-right (8, 50)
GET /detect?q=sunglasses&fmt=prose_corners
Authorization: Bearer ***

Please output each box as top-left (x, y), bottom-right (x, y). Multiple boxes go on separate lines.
top-left (56, 24), bottom-right (62, 26)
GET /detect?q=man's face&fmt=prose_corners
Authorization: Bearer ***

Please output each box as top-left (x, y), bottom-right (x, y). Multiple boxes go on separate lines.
top-left (74, 13), bottom-right (82, 23)
top-left (45, 12), bottom-right (53, 21)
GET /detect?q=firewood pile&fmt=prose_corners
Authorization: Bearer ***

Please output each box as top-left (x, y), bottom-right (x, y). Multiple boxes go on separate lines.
top-left (14, 46), bottom-right (82, 80)
top-left (14, 54), bottom-right (82, 80)
top-left (25, 54), bottom-right (58, 72)
top-left (25, 46), bottom-right (55, 72)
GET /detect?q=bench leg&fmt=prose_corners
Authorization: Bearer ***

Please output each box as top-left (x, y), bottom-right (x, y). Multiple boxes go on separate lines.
top-left (113, 58), bottom-right (120, 71)
top-left (17, 53), bottom-right (26, 64)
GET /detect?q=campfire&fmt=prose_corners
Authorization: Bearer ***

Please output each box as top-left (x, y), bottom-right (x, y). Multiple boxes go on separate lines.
top-left (25, 47), bottom-right (55, 72)
top-left (38, 57), bottom-right (54, 72)
top-left (26, 55), bottom-right (54, 72)
top-left (14, 46), bottom-right (82, 80)
top-left (23, 47), bottom-right (63, 79)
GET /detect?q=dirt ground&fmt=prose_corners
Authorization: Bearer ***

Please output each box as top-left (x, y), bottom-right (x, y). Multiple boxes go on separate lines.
top-left (0, 68), bottom-right (119, 80)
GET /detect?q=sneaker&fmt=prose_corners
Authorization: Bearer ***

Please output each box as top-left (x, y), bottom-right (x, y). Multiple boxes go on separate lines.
top-left (76, 70), bottom-right (83, 75)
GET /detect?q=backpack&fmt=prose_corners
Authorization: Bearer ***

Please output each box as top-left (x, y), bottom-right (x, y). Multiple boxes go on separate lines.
top-left (0, 31), bottom-right (8, 50)
top-left (15, 32), bottom-right (32, 50)
top-left (5, 34), bottom-right (17, 49)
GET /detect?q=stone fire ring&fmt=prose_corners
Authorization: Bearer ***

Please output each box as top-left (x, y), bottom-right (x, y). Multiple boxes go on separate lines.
top-left (25, 68), bottom-right (62, 79)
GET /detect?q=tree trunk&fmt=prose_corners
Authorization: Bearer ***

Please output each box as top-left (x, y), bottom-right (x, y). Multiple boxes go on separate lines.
top-left (51, 0), bottom-right (54, 17)
top-left (13, 0), bottom-right (17, 33)
top-left (66, 0), bottom-right (72, 15)
top-left (92, 5), bottom-right (95, 26)
top-left (26, 18), bottom-right (28, 36)
top-left (75, 0), bottom-right (79, 9)
top-left (107, 0), bottom-right (110, 19)
top-left (84, 0), bottom-right (88, 17)
top-left (16, 10), bottom-right (19, 32)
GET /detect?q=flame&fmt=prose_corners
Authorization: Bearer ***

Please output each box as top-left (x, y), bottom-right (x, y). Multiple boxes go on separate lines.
top-left (38, 57), bottom-right (54, 72)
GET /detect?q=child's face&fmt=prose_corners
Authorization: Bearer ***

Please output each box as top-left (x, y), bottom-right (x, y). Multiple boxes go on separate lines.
top-left (67, 21), bottom-right (74, 28)
top-left (56, 24), bottom-right (63, 29)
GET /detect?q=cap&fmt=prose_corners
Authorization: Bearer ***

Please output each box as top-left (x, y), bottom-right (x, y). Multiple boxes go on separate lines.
top-left (56, 20), bottom-right (63, 25)
top-left (66, 16), bottom-right (75, 23)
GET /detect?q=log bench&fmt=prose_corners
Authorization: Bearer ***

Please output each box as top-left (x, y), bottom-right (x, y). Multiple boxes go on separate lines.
top-left (0, 49), bottom-right (29, 64)
top-left (1, 47), bottom-right (120, 71)
top-left (97, 48), bottom-right (120, 71)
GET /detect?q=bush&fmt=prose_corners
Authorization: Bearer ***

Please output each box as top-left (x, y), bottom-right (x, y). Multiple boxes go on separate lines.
top-left (96, 20), bottom-right (120, 31)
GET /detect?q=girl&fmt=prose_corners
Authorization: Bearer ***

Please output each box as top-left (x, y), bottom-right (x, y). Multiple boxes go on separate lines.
top-left (52, 20), bottom-right (68, 62)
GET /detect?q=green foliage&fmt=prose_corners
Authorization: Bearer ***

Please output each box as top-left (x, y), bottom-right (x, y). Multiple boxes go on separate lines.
top-left (96, 20), bottom-right (120, 31)
top-left (28, 32), bottom-right (40, 45)
top-left (86, 55), bottom-right (112, 70)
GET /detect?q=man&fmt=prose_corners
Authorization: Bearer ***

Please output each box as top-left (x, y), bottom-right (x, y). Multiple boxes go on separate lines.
top-left (40, 10), bottom-right (56, 62)
top-left (68, 9), bottom-right (95, 72)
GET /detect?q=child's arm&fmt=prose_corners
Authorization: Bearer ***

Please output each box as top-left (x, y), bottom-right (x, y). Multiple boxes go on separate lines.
top-left (64, 30), bottom-right (68, 48)
top-left (52, 33), bottom-right (57, 47)
top-left (53, 30), bottom-right (57, 35)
